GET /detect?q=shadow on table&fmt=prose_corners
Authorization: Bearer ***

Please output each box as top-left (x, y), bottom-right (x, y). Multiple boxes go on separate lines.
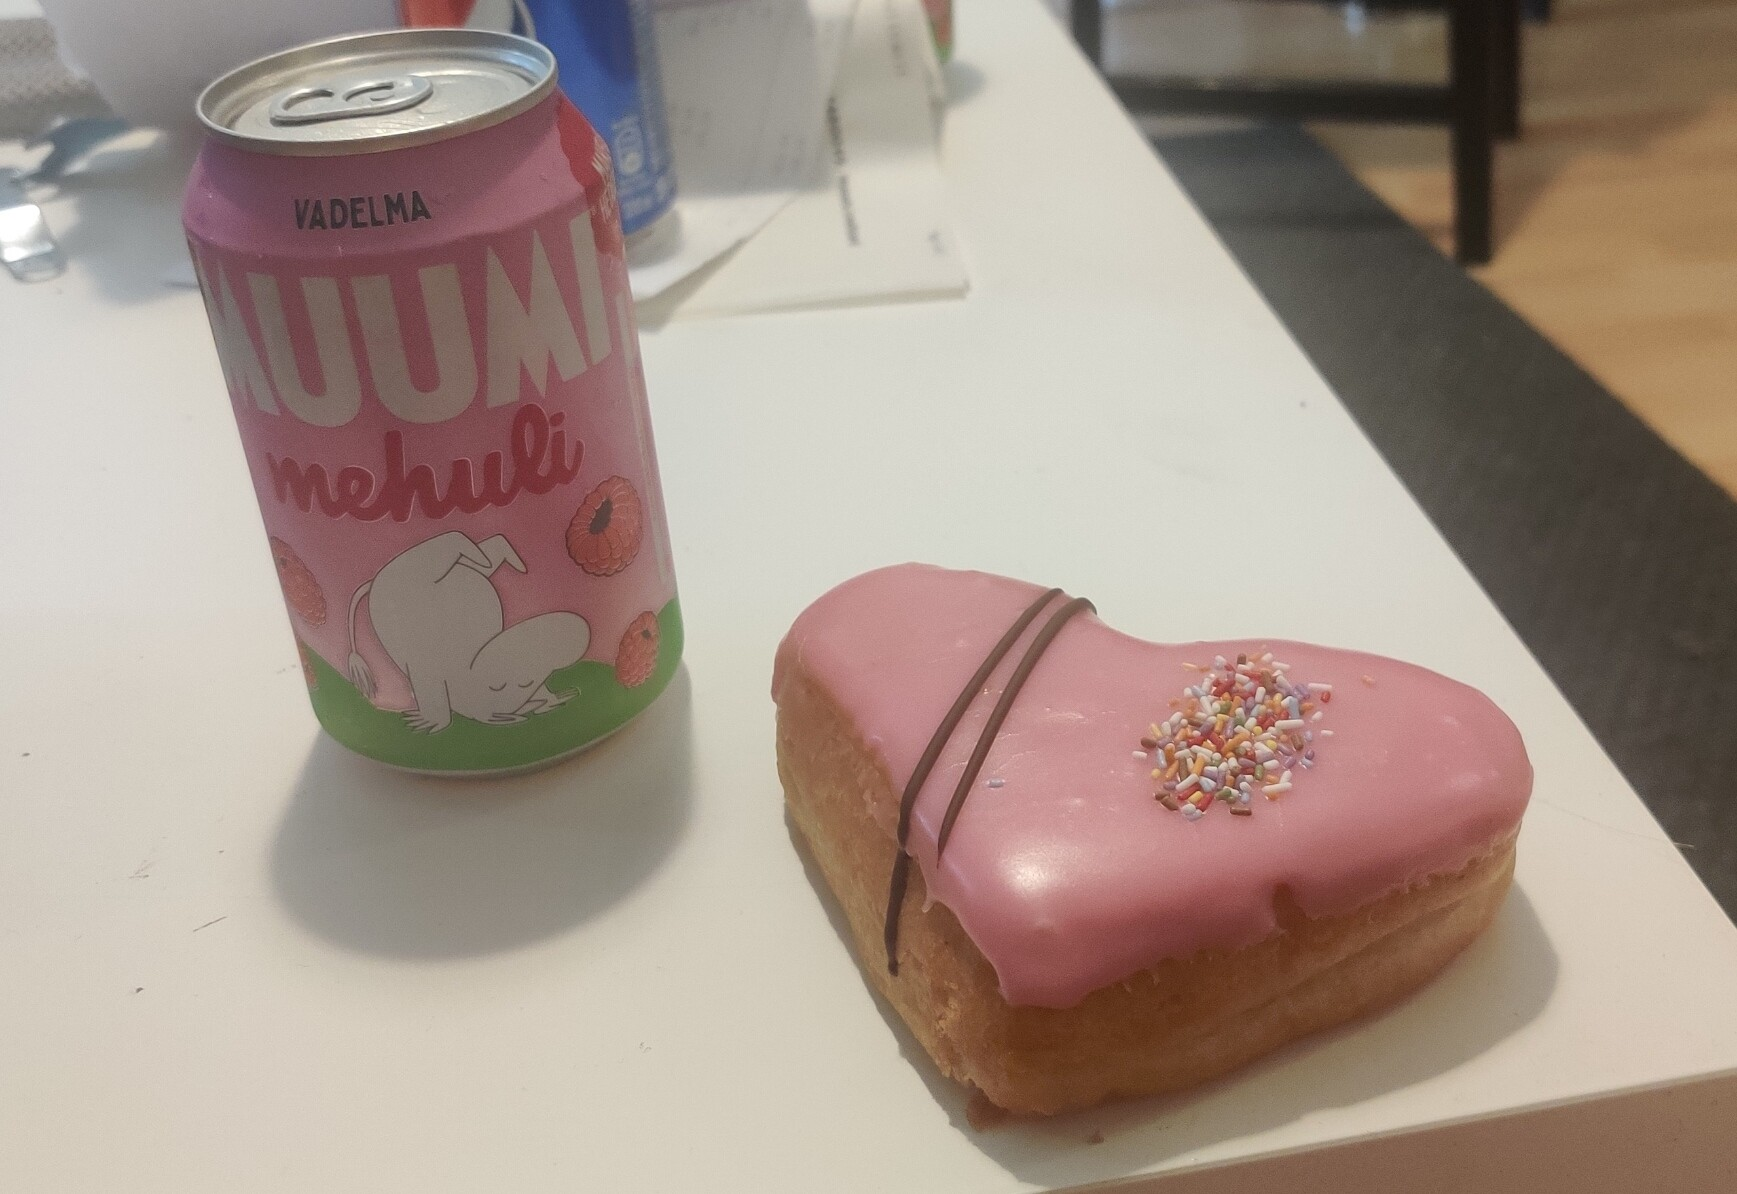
top-left (270, 668), bottom-right (695, 959)
top-left (944, 59), bottom-right (986, 108)
top-left (788, 812), bottom-right (1558, 1185)
top-left (29, 128), bottom-right (199, 306)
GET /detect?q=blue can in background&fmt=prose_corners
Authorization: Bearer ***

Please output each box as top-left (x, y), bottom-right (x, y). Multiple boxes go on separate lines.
top-left (521, 0), bottom-right (677, 240)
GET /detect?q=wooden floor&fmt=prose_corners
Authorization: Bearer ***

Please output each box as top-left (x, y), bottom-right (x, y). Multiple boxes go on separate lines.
top-left (1312, 0), bottom-right (1737, 496)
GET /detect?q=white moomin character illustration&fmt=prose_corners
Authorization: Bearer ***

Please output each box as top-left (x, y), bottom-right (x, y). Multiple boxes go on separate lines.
top-left (346, 531), bottom-right (589, 732)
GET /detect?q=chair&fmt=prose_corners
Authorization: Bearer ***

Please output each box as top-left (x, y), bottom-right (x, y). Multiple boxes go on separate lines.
top-left (1069, 0), bottom-right (1523, 264)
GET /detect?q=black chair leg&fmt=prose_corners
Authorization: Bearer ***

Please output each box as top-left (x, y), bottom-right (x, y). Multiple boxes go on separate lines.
top-left (1070, 0), bottom-right (1103, 68)
top-left (1450, 0), bottom-right (1497, 264)
top-left (1493, 0), bottom-right (1523, 138)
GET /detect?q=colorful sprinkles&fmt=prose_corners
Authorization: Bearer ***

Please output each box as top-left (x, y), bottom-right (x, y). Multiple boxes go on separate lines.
top-left (1138, 652), bottom-right (1328, 819)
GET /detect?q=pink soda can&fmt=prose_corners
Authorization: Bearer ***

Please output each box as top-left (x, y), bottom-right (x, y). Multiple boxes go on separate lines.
top-left (184, 28), bottom-right (680, 775)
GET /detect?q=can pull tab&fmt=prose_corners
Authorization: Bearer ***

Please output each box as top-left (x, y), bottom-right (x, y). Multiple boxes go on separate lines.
top-left (269, 75), bottom-right (434, 126)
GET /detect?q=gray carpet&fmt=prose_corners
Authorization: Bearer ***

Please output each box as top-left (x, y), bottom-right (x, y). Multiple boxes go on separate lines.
top-left (1154, 125), bottom-right (1737, 919)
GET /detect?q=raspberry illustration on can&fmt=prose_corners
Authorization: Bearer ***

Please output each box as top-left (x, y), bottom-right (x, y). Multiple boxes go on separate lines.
top-left (270, 536), bottom-right (327, 626)
top-left (615, 611), bottom-right (660, 688)
top-left (567, 475), bottom-right (642, 577)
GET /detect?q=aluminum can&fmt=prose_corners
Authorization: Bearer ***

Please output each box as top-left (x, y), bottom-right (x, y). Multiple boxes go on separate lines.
top-left (401, 0), bottom-right (677, 241)
top-left (183, 29), bottom-right (682, 775)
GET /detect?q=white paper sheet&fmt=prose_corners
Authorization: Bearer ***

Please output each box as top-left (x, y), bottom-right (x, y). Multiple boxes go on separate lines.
top-left (663, 0), bottom-right (966, 317)
top-left (629, 0), bottom-right (860, 299)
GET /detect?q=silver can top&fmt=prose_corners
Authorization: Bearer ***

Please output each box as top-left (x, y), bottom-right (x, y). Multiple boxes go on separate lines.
top-left (197, 28), bottom-right (556, 156)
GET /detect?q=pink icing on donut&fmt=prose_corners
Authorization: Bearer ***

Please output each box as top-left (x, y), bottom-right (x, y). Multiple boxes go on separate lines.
top-left (773, 564), bottom-right (1533, 1009)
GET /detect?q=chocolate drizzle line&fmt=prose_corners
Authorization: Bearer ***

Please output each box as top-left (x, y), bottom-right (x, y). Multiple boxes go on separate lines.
top-left (934, 596), bottom-right (1095, 857)
top-left (884, 589), bottom-right (1062, 975)
top-left (883, 589), bottom-right (1096, 974)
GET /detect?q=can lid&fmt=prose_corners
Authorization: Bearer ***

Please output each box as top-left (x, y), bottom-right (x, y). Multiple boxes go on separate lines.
top-left (197, 28), bottom-right (556, 156)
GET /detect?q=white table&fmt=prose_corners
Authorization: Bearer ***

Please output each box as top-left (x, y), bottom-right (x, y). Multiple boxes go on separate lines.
top-left (5, 1), bottom-right (1737, 1190)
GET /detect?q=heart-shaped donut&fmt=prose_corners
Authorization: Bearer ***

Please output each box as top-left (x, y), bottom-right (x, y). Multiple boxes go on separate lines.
top-left (774, 564), bottom-right (1532, 1115)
